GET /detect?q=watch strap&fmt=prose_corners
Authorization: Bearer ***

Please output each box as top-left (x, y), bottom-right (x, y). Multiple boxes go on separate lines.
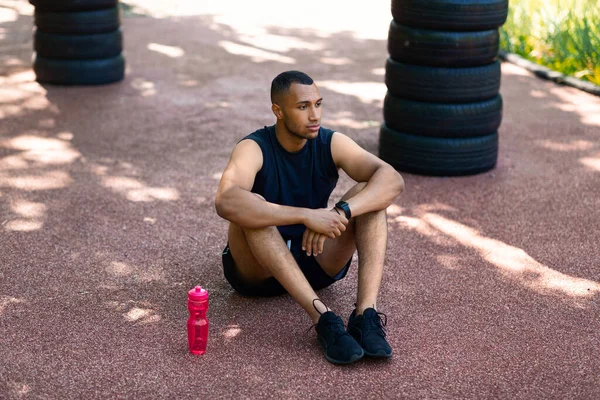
top-left (335, 201), bottom-right (351, 219)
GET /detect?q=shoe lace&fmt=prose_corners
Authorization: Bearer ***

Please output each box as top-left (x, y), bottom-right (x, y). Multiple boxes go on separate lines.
top-left (369, 310), bottom-right (388, 338)
top-left (307, 299), bottom-right (350, 342)
top-left (353, 304), bottom-right (388, 340)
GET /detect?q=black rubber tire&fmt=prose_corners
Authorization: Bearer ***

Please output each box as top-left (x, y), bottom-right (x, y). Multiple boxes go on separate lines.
top-left (388, 21), bottom-right (499, 67)
top-left (391, 0), bottom-right (509, 31)
top-left (379, 124), bottom-right (498, 176)
top-left (29, 0), bottom-right (118, 12)
top-left (385, 58), bottom-right (501, 103)
top-left (34, 54), bottom-right (125, 86)
top-left (34, 29), bottom-right (123, 60)
top-left (34, 7), bottom-right (120, 35)
top-left (383, 93), bottom-right (503, 138)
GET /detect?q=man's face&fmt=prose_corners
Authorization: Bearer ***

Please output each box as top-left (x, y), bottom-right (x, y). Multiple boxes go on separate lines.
top-left (276, 83), bottom-right (322, 140)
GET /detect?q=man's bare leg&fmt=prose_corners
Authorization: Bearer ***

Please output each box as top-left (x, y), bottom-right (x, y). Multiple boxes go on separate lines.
top-left (228, 222), bottom-right (329, 323)
top-left (316, 182), bottom-right (388, 315)
top-left (354, 208), bottom-right (387, 314)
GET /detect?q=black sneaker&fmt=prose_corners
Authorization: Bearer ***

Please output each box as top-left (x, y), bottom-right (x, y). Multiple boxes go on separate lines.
top-left (315, 311), bottom-right (364, 364)
top-left (347, 308), bottom-right (392, 358)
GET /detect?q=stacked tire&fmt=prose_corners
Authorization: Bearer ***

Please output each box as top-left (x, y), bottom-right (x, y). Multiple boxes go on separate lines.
top-left (31, 0), bottom-right (125, 86)
top-left (380, 0), bottom-right (509, 176)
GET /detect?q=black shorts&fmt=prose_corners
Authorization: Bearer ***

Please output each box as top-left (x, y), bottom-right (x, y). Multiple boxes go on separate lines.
top-left (222, 237), bottom-right (352, 297)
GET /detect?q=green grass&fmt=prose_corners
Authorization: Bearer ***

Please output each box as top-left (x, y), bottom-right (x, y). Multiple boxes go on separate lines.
top-left (500, 0), bottom-right (600, 85)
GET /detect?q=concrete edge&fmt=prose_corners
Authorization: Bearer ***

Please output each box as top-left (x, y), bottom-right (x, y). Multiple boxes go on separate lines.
top-left (498, 50), bottom-right (600, 97)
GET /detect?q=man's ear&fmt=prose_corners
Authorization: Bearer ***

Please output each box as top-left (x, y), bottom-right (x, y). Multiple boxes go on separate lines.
top-left (271, 103), bottom-right (283, 120)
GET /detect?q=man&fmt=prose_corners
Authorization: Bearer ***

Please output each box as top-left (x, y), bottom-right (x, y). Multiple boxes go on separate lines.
top-left (215, 71), bottom-right (404, 364)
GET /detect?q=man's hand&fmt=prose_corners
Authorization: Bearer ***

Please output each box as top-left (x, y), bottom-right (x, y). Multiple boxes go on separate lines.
top-left (302, 208), bottom-right (348, 256)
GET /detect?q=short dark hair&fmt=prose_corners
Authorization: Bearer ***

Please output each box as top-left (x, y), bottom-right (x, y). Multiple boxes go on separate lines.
top-left (270, 70), bottom-right (314, 104)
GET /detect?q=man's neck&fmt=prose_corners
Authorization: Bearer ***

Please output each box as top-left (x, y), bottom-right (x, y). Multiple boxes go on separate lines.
top-left (274, 121), bottom-right (307, 153)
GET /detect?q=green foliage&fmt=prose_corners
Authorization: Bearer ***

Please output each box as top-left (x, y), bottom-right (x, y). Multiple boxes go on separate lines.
top-left (500, 0), bottom-right (600, 85)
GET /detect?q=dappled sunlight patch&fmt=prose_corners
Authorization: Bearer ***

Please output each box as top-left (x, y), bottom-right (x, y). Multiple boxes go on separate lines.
top-left (124, 307), bottom-right (153, 321)
top-left (386, 204), bottom-right (403, 217)
top-left (222, 324), bottom-right (242, 340)
top-left (104, 260), bottom-right (165, 282)
top-left (0, 104), bottom-right (21, 119)
top-left (548, 86), bottom-right (600, 127)
top-left (0, 87), bottom-right (32, 103)
top-left (103, 174), bottom-right (139, 188)
top-left (320, 57), bottom-right (353, 66)
top-left (101, 175), bottom-right (180, 202)
top-left (3, 135), bottom-right (81, 165)
top-left (106, 300), bottom-right (162, 324)
top-left (0, 0), bottom-right (33, 15)
top-left (535, 139), bottom-right (595, 152)
top-left (392, 215), bottom-right (440, 238)
top-left (415, 202), bottom-right (458, 213)
top-left (131, 78), bottom-right (156, 97)
top-left (7, 381), bottom-right (31, 398)
top-left (436, 254), bottom-right (463, 270)
top-left (218, 40), bottom-right (295, 64)
top-left (38, 119), bottom-right (55, 129)
top-left (127, 187), bottom-right (179, 202)
top-left (106, 261), bottom-right (134, 277)
top-left (0, 170), bottom-right (72, 190)
top-left (579, 154), bottom-right (600, 172)
top-left (90, 164), bottom-right (108, 176)
top-left (323, 117), bottom-right (380, 129)
top-left (0, 6), bottom-right (18, 23)
top-left (147, 42), bottom-right (185, 58)
top-left (205, 101), bottom-right (230, 109)
top-left (501, 63), bottom-right (531, 77)
top-left (57, 131), bottom-right (73, 141)
top-left (125, 306), bottom-right (162, 324)
top-left (422, 213), bottom-right (600, 300)
top-left (5, 199), bottom-right (46, 232)
top-left (5, 219), bottom-right (43, 232)
top-left (177, 72), bottom-right (200, 86)
top-left (0, 296), bottom-right (25, 316)
top-left (0, 71), bottom-right (53, 119)
top-left (0, 155), bottom-right (29, 171)
top-left (0, 70), bottom-right (36, 86)
top-left (530, 89), bottom-right (547, 98)
top-left (372, 68), bottom-right (385, 76)
top-left (239, 33), bottom-right (322, 52)
top-left (318, 80), bottom-right (386, 105)
top-left (21, 94), bottom-right (50, 111)
top-left (11, 199), bottom-right (46, 218)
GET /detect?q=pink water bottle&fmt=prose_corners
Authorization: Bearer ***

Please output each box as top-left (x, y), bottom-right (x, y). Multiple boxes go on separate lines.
top-left (187, 286), bottom-right (209, 355)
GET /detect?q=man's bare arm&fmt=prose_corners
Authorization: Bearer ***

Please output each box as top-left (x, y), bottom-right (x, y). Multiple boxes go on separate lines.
top-left (331, 132), bottom-right (405, 217)
top-left (215, 140), bottom-right (306, 229)
top-left (215, 140), bottom-right (347, 236)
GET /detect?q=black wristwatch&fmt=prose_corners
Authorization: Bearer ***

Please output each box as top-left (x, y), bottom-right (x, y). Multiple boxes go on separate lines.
top-left (335, 201), bottom-right (352, 219)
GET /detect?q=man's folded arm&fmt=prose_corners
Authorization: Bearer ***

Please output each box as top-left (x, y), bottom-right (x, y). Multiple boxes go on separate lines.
top-left (215, 139), bottom-right (307, 229)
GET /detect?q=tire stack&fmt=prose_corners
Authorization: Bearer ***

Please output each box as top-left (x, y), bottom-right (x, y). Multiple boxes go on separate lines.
top-left (380, 0), bottom-right (509, 176)
top-left (31, 0), bottom-right (125, 86)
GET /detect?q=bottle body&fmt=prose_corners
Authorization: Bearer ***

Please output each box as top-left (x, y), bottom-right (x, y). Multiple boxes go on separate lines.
top-left (187, 310), bottom-right (209, 355)
top-left (187, 286), bottom-right (209, 355)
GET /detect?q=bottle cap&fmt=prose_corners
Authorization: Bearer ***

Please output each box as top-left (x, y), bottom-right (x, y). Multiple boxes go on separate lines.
top-left (188, 286), bottom-right (208, 302)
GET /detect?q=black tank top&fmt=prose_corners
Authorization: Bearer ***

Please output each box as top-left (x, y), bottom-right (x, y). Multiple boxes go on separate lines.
top-left (241, 125), bottom-right (339, 240)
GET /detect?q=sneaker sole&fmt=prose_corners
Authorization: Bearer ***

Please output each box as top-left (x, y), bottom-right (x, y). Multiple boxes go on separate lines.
top-left (325, 350), bottom-right (364, 365)
top-left (364, 349), bottom-right (393, 358)
top-left (318, 338), bottom-right (365, 364)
